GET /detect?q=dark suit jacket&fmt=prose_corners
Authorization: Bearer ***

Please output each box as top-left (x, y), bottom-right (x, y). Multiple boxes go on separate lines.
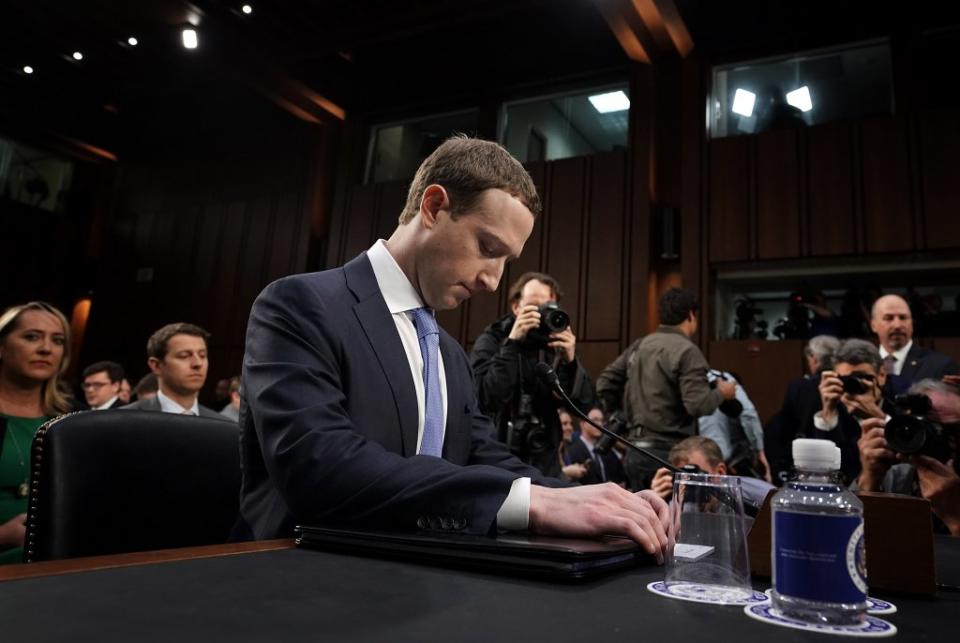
top-left (234, 253), bottom-right (559, 541)
top-left (120, 395), bottom-right (226, 420)
top-left (887, 344), bottom-right (960, 394)
top-left (565, 438), bottom-right (626, 486)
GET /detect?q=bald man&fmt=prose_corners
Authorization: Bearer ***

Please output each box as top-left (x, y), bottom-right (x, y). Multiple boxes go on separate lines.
top-left (871, 294), bottom-right (958, 393)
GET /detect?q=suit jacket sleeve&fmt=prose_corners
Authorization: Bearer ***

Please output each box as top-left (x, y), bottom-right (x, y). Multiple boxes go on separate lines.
top-left (245, 278), bottom-right (527, 536)
top-left (677, 344), bottom-right (724, 418)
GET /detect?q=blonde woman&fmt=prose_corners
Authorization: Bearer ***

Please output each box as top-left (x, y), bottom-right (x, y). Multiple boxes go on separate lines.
top-left (0, 302), bottom-right (72, 564)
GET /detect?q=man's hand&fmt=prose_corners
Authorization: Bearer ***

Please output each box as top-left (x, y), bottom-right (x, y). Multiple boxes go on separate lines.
top-left (819, 370), bottom-right (843, 423)
top-left (508, 305), bottom-right (541, 342)
top-left (846, 386), bottom-right (886, 421)
top-left (716, 379), bottom-right (736, 400)
top-left (942, 374), bottom-right (960, 389)
top-left (548, 328), bottom-right (576, 364)
top-left (650, 467), bottom-right (674, 500)
top-left (562, 462), bottom-right (588, 481)
top-left (0, 513), bottom-right (26, 548)
top-left (911, 455), bottom-right (960, 536)
top-left (529, 484), bottom-right (670, 563)
top-left (856, 417), bottom-right (895, 491)
top-left (757, 450), bottom-right (773, 484)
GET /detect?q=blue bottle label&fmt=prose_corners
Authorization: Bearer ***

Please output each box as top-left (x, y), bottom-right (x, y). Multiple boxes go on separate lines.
top-left (774, 511), bottom-right (867, 604)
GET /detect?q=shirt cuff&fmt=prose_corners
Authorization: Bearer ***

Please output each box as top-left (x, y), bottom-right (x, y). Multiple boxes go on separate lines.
top-left (813, 411), bottom-right (839, 431)
top-left (496, 477), bottom-right (531, 531)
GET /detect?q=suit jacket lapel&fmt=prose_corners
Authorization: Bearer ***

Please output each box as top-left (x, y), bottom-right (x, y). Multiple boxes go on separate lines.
top-left (439, 334), bottom-right (471, 463)
top-left (900, 345), bottom-right (924, 381)
top-left (345, 254), bottom-right (420, 457)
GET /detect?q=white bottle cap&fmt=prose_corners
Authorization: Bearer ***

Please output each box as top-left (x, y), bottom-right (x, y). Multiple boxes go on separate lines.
top-left (833, 445), bottom-right (842, 471)
top-left (792, 438), bottom-right (836, 471)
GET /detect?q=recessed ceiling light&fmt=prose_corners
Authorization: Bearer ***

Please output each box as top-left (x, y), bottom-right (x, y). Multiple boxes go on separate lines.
top-left (588, 90), bottom-right (630, 114)
top-left (23, 65), bottom-right (34, 74)
top-left (72, 51), bottom-right (84, 61)
top-left (786, 86), bottom-right (813, 112)
top-left (241, 4), bottom-right (253, 14)
top-left (182, 28), bottom-right (198, 49)
top-left (731, 88), bottom-right (756, 117)
top-left (127, 36), bottom-right (138, 46)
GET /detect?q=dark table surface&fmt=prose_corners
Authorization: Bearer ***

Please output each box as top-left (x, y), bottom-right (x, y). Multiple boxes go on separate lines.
top-left (1, 539), bottom-right (957, 643)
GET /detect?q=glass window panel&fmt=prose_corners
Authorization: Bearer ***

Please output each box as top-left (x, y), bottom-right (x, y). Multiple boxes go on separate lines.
top-left (0, 137), bottom-right (74, 213)
top-left (366, 110), bottom-right (479, 183)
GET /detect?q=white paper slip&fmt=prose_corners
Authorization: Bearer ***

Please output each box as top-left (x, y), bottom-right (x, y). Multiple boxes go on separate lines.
top-left (673, 543), bottom-right (716, 561)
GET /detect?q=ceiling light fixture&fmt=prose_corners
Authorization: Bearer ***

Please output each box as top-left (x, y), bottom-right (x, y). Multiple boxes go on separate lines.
top-left (23, 65), bottom-right (34, 74)
top-left (786, 86), bottom-right (813, 112)
top-left (72, 51), bottom-right (84, 61)
top-left (588, 90), bottom-right (630, 114)
top-left (181, 27), bottom-right (199, 50)
top-left (731, 88), bottom-right (756, 117)
top-left (241, 4), bottom-right (253, 14)
top-left (127, 36), bottom-right (139, 46)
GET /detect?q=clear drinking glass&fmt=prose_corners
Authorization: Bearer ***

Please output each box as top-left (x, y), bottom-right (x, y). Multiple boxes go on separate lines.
top-left (664, 472), bottom-right (753, 603)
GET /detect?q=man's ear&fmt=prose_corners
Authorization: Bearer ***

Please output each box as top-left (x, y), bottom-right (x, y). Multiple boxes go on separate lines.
top-left (876, 368), bottom-right (887, 390)
top-left (147, 357), bottom-right (162, 376)
top-left (419, 184), bottom-right (450, 229)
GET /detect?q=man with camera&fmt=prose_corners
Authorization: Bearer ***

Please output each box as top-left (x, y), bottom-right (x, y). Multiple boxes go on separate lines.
top-left (470, 272), bottom-right (594, 477)
top-left (855, 379), bottom-right (960, 535)
top-left (815, 339), bottom-right (894, 484)
top-left (562, 407), bottom-right (627, 486)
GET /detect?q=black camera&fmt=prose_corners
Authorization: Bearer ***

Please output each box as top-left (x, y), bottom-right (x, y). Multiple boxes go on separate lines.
top-left (884, 394), bottom-right (953, 463)
top-left (838, 372), bottom-right (875, 396)
top-left (525, 302), bottom-right (570, 347)
top-left (506, 393), bottom-right (551, 458)
top-left (708, 372), bottom-right (743, 418)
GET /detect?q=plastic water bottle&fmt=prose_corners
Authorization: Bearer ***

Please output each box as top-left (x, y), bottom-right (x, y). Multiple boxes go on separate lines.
top-left (770, 439), bottom-right (868, 625)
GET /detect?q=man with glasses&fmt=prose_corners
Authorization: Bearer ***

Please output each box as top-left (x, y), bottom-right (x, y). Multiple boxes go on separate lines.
top-left (81, 361), bottom-right (125, 410)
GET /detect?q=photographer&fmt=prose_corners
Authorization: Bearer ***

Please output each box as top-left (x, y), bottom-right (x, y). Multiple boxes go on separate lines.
top-left (854, 379), bottom-right (960, 536)
top-left (470, 272), bottom-right (594, 477)
top-left (814, 339), bottom-right (894, 484)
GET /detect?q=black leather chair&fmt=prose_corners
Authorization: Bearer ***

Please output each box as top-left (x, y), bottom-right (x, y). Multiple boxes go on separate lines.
top-left (24, 410), bottom-right (241, 562)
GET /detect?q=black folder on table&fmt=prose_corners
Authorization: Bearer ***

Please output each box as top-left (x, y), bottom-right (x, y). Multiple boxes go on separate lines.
top-left (295, 525), bottom-right (650, 581)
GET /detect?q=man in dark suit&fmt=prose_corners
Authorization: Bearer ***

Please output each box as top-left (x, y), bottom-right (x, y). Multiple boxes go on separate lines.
top-left (564, 407), bottom-right (626, 486)
top-left (871, 294), bottom-right (959, 394)
top-left (235, 137), bottom-right (669, 559)
top-left (81, 361), bottom-right (126, 410)
top-left (122, 323), bottom-right (225, 419)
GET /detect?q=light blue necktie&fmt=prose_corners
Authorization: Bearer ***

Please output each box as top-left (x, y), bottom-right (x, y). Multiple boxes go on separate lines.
top-left (409, 307), bottom-right (443, 457)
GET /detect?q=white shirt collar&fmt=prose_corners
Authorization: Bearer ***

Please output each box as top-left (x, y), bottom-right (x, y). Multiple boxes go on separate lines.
top-left (367, 239), bottom-right (425, 314)
top-left (157, 389), bottom-right (199, 416)
top-left (93, 395), bottom-right (118, 411)
top-left (579, 434), bottom-right (597, 453)
top-left (879, 340), bottom-right (912, 366)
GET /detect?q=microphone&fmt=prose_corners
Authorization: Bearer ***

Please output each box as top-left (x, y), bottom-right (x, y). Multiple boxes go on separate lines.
top-left (535, 362), bottom-right (683, 474)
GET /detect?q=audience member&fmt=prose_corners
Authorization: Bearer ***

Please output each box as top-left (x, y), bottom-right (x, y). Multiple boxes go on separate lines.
top-left (470, 271), bottom-right (594, 477)
top-left (618, 288), bottom-right (735, 490)
top-left (557, 409), bottom-right (587, 482)
top-left (118, 378), bottom-right (132, 404)
top-left (871, 294), bottom-right (959, 394)
top-left (650, 436), bottom-right (727, 500)
top-left (81, 361), bottom-right (125, 410)
top-left (220, 376), bottom-right (241, 422)
top-left (122, 323), bottom-right (224, 419)
top-left (814, 339), bottom-right (893, 483)
top-left (132, 372), bottom-right (158, 401)
top-left (0, 302), bottom-right (73, 565)
top-left (563, 407), bottom-right (626, 486)
top-left (698, 370), bottom-right (770, 481)
top-left (854, 379), bottom-right (960, 535)
top-left (765, 335), bottom-right (840, 483)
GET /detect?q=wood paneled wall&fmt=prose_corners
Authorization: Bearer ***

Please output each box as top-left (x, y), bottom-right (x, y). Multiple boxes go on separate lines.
top-left (325, 150), bottom-right (639, 378)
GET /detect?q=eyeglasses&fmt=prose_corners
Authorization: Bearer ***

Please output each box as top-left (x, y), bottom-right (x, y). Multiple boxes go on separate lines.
top-left (82, 381), bottom-right (111, 390)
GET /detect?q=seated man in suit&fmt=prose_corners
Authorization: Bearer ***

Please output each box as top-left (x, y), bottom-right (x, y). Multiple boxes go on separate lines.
top-left (871, 294), bottom-right (959, 394)
top-left (122, 323), bottom-right (225, 419)
top-left (81, 360), bottom-right (126, 410)
top-left (236, 136), bottom-right (669, 560)
top-left (564, 407), bottom-right (627, 486)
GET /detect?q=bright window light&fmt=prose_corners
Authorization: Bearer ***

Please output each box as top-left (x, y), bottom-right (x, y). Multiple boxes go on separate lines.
top-left (72, 51), bottom-right (83, 61)
top-left (731, 88), bottom-right (756, 117)
top-left (786, 86), bottom-right (813, 112)
top-left (588, 90), bottom-right (630, 114)
top-left (241, 4), bottom-right (253, 14)
top-left (23, 65), bottom-right (34, 74)
top-left (127, 36), bottom-right (138, 46)
top-left (182, 28), bottom-right (198, 49)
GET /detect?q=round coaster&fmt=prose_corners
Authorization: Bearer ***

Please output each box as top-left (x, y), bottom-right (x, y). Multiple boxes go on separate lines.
top-left (647, 581), bottom-right (769, 606)
top-left (762, 589), bottom-right (898, 615)
top-left (744, 603), bottom-right (897, 637)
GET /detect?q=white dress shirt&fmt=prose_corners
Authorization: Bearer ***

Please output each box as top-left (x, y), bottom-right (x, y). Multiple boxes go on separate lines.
top-left (93, 395), bottom-right (118, 411)
top-left (879, 340), bottom-right (912, 376)
top-left (366, 240), bottom-right (530, 530)
top-left (157, 389), bottom-right (200, 416)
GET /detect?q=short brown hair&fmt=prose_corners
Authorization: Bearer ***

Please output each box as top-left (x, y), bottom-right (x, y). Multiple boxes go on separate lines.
top-left (508, 272), bottom-right (563, 307)
top-left (398, 135), bottom-right (541, 225)
top-left (146, 323), bottom-right (210, 360)
top-left (668, 436), bottom-right (724, 469)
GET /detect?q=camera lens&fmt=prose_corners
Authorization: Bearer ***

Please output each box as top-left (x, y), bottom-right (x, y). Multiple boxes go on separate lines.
top-left (538, 303), bottom-right (569, 332)
top-left (884, 416), bottom-right (927, 454)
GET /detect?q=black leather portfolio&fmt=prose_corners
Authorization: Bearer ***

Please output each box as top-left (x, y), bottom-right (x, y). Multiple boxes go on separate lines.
top-left (295, 525), bottom-right (650, 580)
